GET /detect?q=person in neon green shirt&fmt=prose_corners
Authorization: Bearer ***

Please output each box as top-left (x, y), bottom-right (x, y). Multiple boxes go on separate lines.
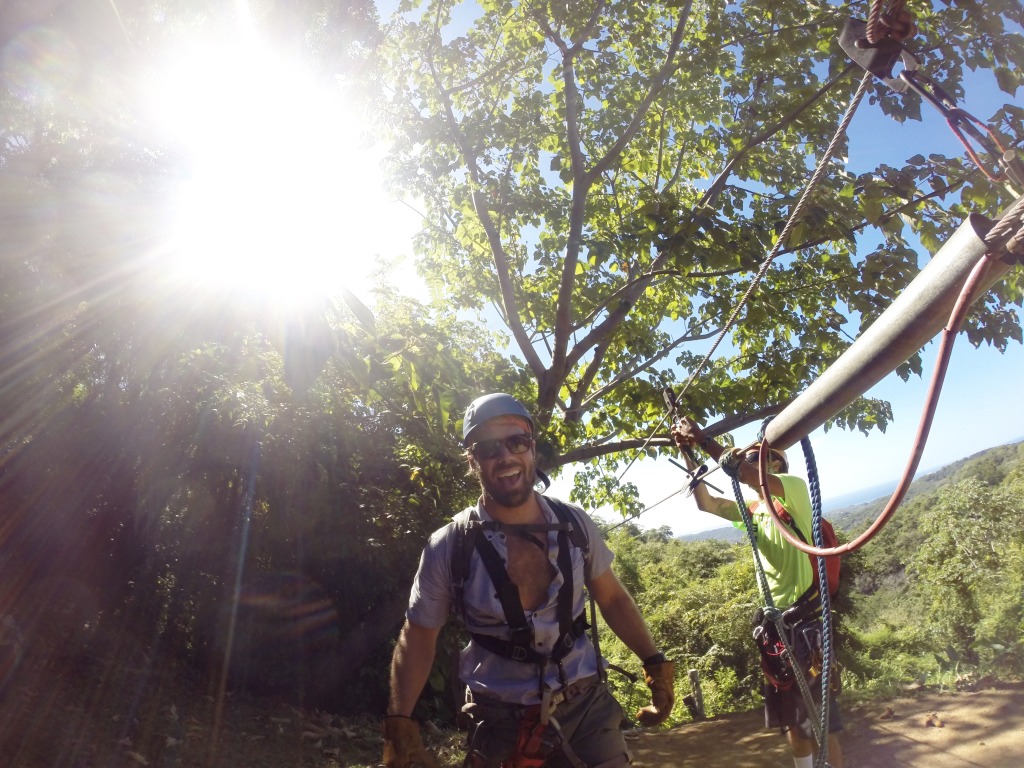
top-left (741, 471), bottom-right (815, 608)
top-left (672, 417), bottom-right (843, 768)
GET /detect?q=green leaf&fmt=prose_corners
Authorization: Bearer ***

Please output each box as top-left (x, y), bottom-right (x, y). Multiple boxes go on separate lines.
top-left (340, 287), bottom-right (376, 335)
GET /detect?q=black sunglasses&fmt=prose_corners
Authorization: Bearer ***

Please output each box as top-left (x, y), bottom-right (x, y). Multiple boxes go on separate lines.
top-left (470, 433), bottom-right (534, 460)
top-left (744, 450), bottom-right (786, 468)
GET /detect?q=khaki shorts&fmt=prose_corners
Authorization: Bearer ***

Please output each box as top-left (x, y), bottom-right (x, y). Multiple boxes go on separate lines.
top-left (463, 682), bottom-right (630, 768)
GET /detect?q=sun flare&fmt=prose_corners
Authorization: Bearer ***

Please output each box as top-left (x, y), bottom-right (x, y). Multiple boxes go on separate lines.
top-left (148, 32), bottom-right (381, 307)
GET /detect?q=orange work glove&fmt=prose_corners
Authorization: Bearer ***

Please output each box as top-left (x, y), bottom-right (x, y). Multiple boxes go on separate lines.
top-left (382, 716), bottom-right (440, 768)
top-left (636, 659), bottom-right (675, 727)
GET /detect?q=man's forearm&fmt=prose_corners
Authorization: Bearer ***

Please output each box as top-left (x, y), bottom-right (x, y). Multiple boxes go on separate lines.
top-left (697, 488), bottom-right (741, 521)
top-left (602, 593), bottom-right (659, 659)
top-left (601, 590), bottom-right (659, 661)
top-left (387, 620), bottom-right (439, 717)
top-left (694, 430), bottom-right (724, 464)
top-left (590, 570), bottom-right (659, 661)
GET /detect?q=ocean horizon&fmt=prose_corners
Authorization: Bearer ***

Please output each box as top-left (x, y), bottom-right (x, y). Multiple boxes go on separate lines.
top-left (822, 479), bottom-right (900, 513)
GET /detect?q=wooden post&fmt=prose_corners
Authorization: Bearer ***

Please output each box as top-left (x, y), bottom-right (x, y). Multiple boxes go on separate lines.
top-left (687, 668), bottom-right (705, 721)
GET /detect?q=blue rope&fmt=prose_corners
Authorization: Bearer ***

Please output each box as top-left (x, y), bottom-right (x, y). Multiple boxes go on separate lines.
top-left (802, 436), bottom-right (834, 768)
top-left (750, 419), bottom-right (836, 763)
top-left (734, 473), bottom-right (776, 611)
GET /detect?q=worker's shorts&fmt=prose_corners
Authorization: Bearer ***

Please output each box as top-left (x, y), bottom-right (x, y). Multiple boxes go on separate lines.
top-left (764, 680), bottom-right (843, 741)
top-left (463, 681), bottom-right (631, 768)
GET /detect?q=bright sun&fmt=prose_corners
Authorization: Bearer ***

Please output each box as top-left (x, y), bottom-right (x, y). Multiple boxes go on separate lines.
top-left (148, 30), bottom-right (385, 308)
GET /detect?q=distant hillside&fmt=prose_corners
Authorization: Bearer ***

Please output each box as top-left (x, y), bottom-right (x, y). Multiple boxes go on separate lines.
top-left (678, 439), bottom-right (1024, 543)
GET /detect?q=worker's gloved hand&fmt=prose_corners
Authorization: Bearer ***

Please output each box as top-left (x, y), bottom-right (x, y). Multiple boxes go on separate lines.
top-left (382, 715), bottom-right (440, 768)
top-left (636, 659), bottom-right (676, 727)
top-left (670, 417), bottom-right (701, 450)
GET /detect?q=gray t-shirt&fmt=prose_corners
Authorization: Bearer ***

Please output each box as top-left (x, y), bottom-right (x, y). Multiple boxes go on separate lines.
top-left (407, 494), bottom-right (615, 705)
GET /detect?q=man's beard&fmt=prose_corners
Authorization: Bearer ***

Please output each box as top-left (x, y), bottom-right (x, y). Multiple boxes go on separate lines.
top-left (481, 468), bottom-right (536, 508)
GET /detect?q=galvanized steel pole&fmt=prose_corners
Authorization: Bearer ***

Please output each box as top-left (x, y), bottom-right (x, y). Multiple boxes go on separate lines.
top-left (764, 213), bottom-right (1014, 450)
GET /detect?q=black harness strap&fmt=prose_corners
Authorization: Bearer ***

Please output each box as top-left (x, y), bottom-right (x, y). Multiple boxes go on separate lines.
top-left (472, 530), bottom-right (536, 660)
top-left (468, 521), bottom-right (586, 664)
top-left (454, 498), bottom-right (590, 666)
top-left (777, 515), bottom-right (826, 622)
top-left (751, 501), bottom-right (825, 622)
top-left (554, 524), bottom-right (576, 657)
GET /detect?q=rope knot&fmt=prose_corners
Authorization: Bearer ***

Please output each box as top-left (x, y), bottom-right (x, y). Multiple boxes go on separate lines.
top-left (868, 0), bottom-right (916, 44)
top-left (1005, 229), bottom-right (1024, 264)
top-left (720, 448), bottom-right (742, 478)
top-left (879, 8), bottom-right (916, 42)
top-left (762, 606), bottom-right (783, 623)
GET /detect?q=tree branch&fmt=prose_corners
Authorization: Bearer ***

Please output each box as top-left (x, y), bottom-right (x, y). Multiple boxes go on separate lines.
top-left (577, 324), bottom-right (726, 411)
top-left (697, 63), bottom-right (856, 212)
top-left (585, 1), bottom-right (694, 183)
top-left (425, 29), bottom-right (546, 380)
top-left (533, 2), bottom-right (694, 411)
top-left (552, 398), bottom-right (790, 467)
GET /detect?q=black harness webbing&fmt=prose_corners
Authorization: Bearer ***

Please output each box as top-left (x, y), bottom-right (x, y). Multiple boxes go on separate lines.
top-left (452, 498), bottom-right (590, 667)
top-left (748, 500), bottom-right (826, 623)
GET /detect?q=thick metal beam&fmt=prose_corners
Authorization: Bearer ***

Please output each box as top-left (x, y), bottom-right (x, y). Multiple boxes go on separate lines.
top-left (764, 213), bottom-right (1014, 450)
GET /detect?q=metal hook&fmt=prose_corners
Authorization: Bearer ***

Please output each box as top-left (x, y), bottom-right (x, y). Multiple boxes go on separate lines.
top-left (838, 17), bottom-right (916, 93)
top-left (840, 16), bottom-right (1022, 190)
top-left (900, 70), bottom-right (1017, 184)
top-left (662, 387), bottom-right (725, 495)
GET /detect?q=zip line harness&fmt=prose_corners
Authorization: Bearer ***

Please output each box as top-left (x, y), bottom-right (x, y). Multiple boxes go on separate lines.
top-left (713, 209), bottom-right (1024, 765)
top-left (665, 383), bottom-right (838, 767)
top-left (451, 497), bottom-right (614, 768)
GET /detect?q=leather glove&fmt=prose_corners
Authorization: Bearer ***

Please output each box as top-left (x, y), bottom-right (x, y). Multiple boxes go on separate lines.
top-left (382, 716), bottom-right (440, 768)
top-left (636, 659), bottom-right (675, 726)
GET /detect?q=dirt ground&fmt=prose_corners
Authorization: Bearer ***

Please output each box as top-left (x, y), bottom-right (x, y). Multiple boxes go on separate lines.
top-left (629, 684), bottom-right (1024, 767)
top-left (2, 641), bottom-right (1023, 767)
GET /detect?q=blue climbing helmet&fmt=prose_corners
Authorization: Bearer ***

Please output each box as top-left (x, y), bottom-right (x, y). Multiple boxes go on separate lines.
top-left (462, 393), bottom-right (534, 444)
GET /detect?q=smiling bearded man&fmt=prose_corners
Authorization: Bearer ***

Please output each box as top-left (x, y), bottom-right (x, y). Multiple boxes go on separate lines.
top-left (382, 393), bottom-right (676, 768)
top-left (470, 413), bottom-right (536, 509)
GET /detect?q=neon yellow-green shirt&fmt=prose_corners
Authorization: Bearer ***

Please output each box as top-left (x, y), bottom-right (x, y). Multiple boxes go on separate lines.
top-left (733, 474), bottom-right (814, 608)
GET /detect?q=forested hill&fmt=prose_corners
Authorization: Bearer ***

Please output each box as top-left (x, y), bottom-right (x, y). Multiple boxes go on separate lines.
top-left (679, 439), bottom-right (1024, 543)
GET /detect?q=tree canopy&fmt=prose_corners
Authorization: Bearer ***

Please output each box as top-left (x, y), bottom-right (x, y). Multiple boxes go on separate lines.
top-left (0, 0), bottom-right (513, 710)
top-left (0, 0), bottom-right (1022, 718)
top-left (377, 0), bottom-right (1024, 509)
